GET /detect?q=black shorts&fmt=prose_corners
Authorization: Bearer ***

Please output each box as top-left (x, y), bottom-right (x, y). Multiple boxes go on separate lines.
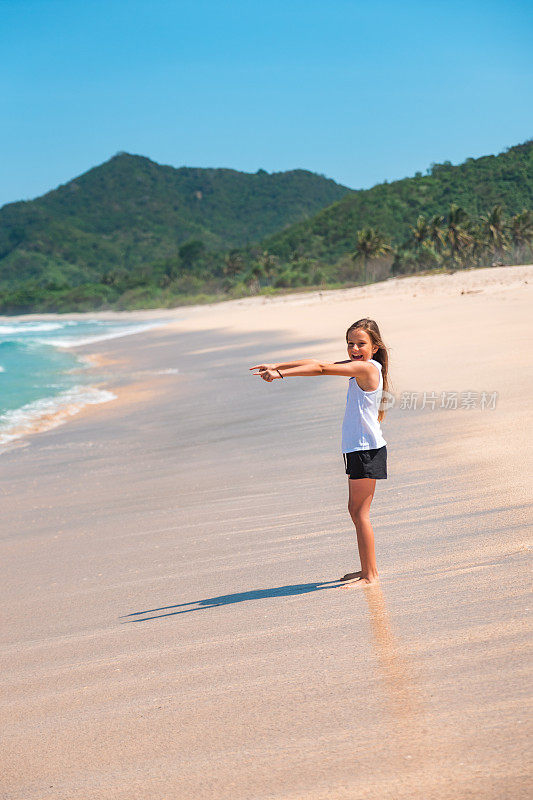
top-left (343, 445), bottom-right (387, 480)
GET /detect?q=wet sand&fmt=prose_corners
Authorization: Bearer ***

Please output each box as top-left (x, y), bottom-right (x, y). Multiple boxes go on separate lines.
top-left (1, 265), bottom-right (532, 799)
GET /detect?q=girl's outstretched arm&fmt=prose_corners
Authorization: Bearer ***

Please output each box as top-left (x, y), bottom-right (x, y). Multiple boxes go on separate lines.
top-left (249, 359), bottom-right (317, 372)
top-left (251, 359), bottom-right (372, 381)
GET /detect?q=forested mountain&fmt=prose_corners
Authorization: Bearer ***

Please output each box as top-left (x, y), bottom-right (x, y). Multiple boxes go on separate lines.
top-left (0, 153), bottom-right (349, 287)
top-left (263, 141), bottom-right (533, 262)
top-left (0, 142), bottom-right (531, 313)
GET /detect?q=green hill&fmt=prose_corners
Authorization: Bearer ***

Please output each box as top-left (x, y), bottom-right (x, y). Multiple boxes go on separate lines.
top-left (0, 153), bottom-right (349, 289)
top-left (0, 142), bottom-right (531, 313)
top-left (263, 141), bottom-right (533, 263)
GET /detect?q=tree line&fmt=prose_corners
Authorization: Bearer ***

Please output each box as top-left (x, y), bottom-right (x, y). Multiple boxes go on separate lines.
top-left (223, 203), bottom-right (533, 294)
top-left (0, 203), bottom-right (531, 313)
top-left (356, 204), bottom-right (533, 279)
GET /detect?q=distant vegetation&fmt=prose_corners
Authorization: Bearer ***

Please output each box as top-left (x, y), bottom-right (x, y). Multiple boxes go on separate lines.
top-left (0, 155), bottom-right (348, 312)
top-left (0, 142), bottom-right (531, 313)
top-left (264, 141), bottom-right (533, 256)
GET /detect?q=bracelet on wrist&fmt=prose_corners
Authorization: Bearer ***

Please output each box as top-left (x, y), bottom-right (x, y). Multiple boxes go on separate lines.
top-left (276, 369), bottom-right (284, 379)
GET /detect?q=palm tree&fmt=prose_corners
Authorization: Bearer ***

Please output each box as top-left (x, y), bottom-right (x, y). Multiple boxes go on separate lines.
top-left (410, 215), bottom-right (429, 249)
top-left (352, 228), bottom-right (391, 283)
top-left (259, 251), bottom-right (279, 285)
top-left (508, 209), bottom-right (533, 262)
top-left (445, 204), bottom-right (473, 267)
top-left (469, 222), bottom-right (488, 266)
top-left (428, 214), bottom-right (446, 253)
top-left (480, 205), bottom-right (508, 262)
top-left (224, 249), bottom-right (244, 278)
top-left (245, 261), bottom-right (265, 293)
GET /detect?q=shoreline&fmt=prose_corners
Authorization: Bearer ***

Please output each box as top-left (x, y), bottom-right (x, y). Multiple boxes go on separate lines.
top-left (0, 262), bottom-right (531, 452)
top-left (0, 383), bottom-right (117, 451)
top-left (0, 321), bottom-right (168, 451)
top-left (0, 263), bottom-right (530, 324)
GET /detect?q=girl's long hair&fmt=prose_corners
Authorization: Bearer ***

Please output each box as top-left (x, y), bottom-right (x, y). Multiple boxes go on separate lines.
top-left (346, 318), bottom-right (391, 422)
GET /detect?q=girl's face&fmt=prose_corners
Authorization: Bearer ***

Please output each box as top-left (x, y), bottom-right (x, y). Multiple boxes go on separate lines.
top-left (346, 328), bottom-right (377, 361)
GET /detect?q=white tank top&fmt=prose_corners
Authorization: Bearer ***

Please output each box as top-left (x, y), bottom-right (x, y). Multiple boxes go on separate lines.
top-left (342, 358), bottom-right (387, 453)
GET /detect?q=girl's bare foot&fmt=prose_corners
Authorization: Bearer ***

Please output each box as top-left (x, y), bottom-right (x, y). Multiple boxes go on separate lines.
top-left (341, 573), bottom-right (379, 587)
top-left (339, 570), bottom-right (362, 581)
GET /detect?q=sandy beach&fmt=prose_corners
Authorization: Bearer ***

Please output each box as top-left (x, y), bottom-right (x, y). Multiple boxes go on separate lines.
top-left (1, 264), bottom-right (532, 799)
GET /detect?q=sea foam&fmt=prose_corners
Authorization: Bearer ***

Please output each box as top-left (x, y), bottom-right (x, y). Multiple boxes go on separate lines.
top-left (0, 385), bottom-right (117, 445)
top-left (0, 317), bottom-right (166, 450)
top-left (36, 321), bottom-right (165, 348)
top-left (0, 321), bottom-right (75, 335)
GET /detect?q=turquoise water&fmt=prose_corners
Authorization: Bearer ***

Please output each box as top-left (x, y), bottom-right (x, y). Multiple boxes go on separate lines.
top-left (0, 318), bottom-right (162, 444)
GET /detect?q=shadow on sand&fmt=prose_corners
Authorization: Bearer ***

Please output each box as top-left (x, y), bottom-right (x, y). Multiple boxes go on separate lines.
top-left (120, 580), bottom-right (344, 622)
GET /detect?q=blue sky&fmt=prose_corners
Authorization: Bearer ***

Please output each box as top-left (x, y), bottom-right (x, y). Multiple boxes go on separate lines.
top-left (1, 0), bottom-right (532, 207)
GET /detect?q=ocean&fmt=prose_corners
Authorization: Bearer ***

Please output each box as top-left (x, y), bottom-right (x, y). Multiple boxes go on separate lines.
top-left (0, 318), bottom-right (163, 446)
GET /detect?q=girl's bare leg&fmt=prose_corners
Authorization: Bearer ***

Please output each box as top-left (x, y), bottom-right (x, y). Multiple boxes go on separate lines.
top-left (341, 477), bottom-right (379, 585)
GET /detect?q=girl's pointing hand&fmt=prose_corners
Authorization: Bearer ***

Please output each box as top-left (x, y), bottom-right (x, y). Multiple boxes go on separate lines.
top-left (250, 367), bottom-right (279, 381)
top-left (249, 363), bottom-right (276, 372)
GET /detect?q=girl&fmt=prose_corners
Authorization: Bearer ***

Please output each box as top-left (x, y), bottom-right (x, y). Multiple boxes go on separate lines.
top-left (250, 318), bottom-right (389, 587)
